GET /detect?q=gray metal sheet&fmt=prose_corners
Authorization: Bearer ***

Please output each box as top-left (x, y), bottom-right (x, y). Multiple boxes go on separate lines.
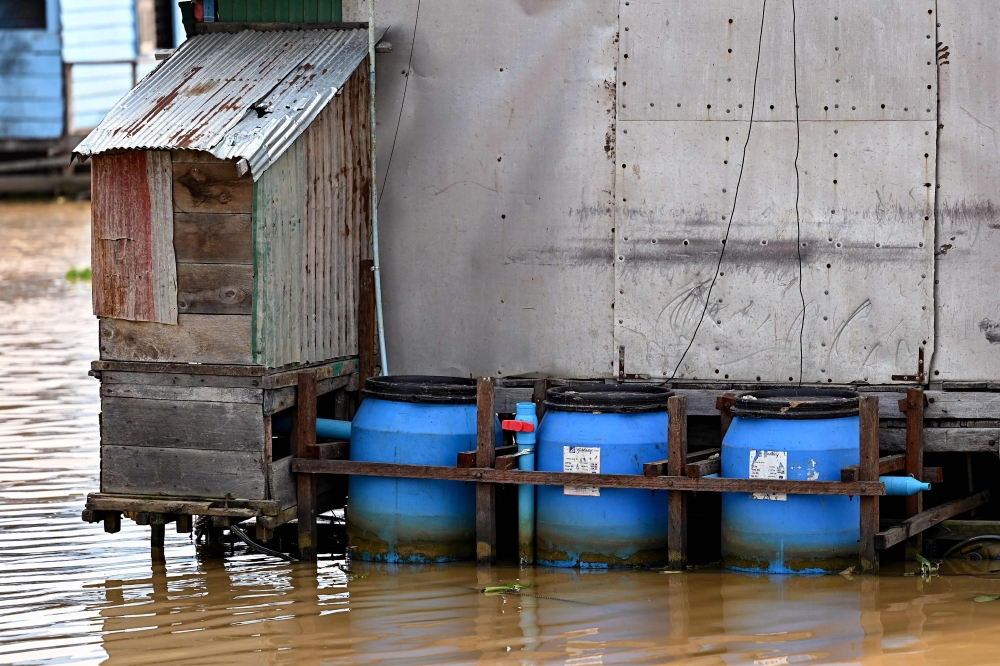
top-left (364, 0), bottom-right (618, 378)
top-left (933, 0), bottom-right (1000, 380)
top-left (620, 0), bottom-right (936, 122)
top-left (616, 118), bottom-right (934, 383)
top-left (74, 29), bottom-right (371, 179)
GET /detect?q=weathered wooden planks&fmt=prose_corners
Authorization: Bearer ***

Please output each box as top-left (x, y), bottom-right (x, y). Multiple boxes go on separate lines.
top-left (101, 445), bottom-right (267, 499)
top-left (173, 213), bottom-right (253, 264)
top-left (99, 315), bottom-right (253, 364)
top-left (876, 491), bottom-right (992, 550)
top-left (252, 62), bottom-right (370, 369)
top-left (176, 263), bottom-right (254, 314)
top-left (91, 150), bottom-right (177, 324)
top-left (100, 396), bottom-right (265, 451)
top-left (100, 384), bottom-right (262, 403)
top-left (172, 161), bottom-right (253, 214)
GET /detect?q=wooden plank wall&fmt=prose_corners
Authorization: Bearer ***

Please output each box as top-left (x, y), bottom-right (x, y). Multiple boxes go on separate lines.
top-left (99, 150), bottom-right (256, 364)
top-left (92, 150), bottom-right (177, 324)
top-left (99, 374), bottom-right (268, 499)
top-left (252, 61), bottom-right (371, 368)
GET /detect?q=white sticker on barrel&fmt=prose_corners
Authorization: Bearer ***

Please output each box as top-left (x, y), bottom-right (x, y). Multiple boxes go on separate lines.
top-left (563, 445), bottom-right (600, 496)
top-left (749, 449), bottom-right (787, 501)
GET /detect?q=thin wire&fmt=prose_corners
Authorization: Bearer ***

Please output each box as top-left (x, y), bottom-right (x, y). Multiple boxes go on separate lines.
top-left (668, 0), bottom-right (768, 381)
top-left (377, 0), bottom-right (422, 209)
top-left (792, 0), bottom-right (806, 384)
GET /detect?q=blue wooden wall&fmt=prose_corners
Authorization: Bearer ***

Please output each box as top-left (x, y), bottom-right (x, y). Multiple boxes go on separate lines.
top-left (0, 0), bottom-right (64, 139)
top-left (61, 0), bottom-right (139, 132)
top-left (0, 0), bottom-right (178, 140)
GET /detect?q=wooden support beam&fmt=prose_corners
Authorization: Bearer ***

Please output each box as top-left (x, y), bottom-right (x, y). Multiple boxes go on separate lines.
top-left (476, 378), bottom-right (497, 566)
top-left (841, 455), bottom-right (942, 483)
top-left (294, 458), bottom-right (885, 494)
top-left (902, 388), bottom-right (926, 557)
top-left (104, 512), bottom-right (121, 534)
top-left (684, 457), bottom-right (720, 478)
top-left (294, 370), bottom-right (318, 562)
top-left (457, 445), bottom-right (517, 468)
top-left (150, 523), bottom-right (165, 562)
top-left (532, 379), bottom-right (550, 422)
top-left (176, 514), bottom-right (192, 533)
top-left (924, 519), bottom-right (1000, 542)
top-left (859, 396), bottom-right (880, 574)
top-left (876, 490), bottom-right (991, 550)
top-left (644, 448), bottom-right (720, 476)
top-left (716, 393), bottom-right (735, 438)
top-left (358, 259), bottom-right (376, 391)
top-left (314, 440), bottom-right (349, 460)
top-left (667, 395), bottom-right (688, 571)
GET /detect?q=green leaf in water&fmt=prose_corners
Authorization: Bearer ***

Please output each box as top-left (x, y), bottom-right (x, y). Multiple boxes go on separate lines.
top-left (973, 595), bottom-right (1000, 603)
top-left (66, 266), bottom-right (92, 282)
top-left (482, 582), bottom-right (533, 595)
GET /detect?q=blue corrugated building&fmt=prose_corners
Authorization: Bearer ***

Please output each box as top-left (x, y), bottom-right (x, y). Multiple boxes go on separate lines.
top-left (0, 0), bottom-right (184, 141)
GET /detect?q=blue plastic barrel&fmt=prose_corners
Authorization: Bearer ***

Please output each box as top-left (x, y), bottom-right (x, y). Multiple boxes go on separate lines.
top-left (347, 376), bottom-right (482, 563)
top-left (721, 389), bottom-right (861, 574)
top-left (535, 384), bottom-right (672, 568)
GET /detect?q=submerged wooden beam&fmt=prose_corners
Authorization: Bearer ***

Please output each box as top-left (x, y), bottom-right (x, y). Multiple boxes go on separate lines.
top-left (293, 458), bottom-right (884, 495)
top-left (924, 519), bottom-right (1000, 541)
top-left (876, 490), bottom-right (992, 550)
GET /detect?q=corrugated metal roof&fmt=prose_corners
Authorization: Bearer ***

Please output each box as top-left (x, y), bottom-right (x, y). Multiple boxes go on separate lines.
top-left (74, 28), bottom-right (371, 180)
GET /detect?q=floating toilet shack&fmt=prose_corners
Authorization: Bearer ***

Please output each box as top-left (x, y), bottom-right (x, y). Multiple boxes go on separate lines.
top-left (76, 26), bottom-right (376, 535)
top-left (535, 384), bottom-right (673, 568)
top-left (721, 389), bottom-right (862, 574)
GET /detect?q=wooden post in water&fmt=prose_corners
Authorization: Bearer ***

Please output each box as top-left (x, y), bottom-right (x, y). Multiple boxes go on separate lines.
top-left (859, 396), bottom-right (880, 574)
top-left (667, 395), bottom-right (688, 571)
top-left (295, 370), bottom-right (319, 562)
top-left (902, 388), bottom-right (925, 559)
top-left (150, 521), bottom-right (165, 562)
top-left (476, 377), bottom-right (497, 566)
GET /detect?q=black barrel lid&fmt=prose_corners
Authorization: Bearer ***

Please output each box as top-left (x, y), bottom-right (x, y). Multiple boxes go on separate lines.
top-left (545, 383), bottom-right (674, 414)
top-left (363, 376), bottom-right (477, 404)
top-left (730, 388), bottom-right (860, 419)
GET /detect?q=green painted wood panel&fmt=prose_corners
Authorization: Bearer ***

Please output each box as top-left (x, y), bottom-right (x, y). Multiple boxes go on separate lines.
top-left (260, 0), bottom-right (275, 21)
top-left (217, 0), bottom-right (341, 22)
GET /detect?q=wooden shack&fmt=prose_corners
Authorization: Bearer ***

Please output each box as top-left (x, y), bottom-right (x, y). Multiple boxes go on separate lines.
top-left (74, 25), bottom-right (376, 539)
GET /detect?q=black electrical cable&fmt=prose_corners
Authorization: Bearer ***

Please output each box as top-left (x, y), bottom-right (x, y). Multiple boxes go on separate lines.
top-left (377, 0), bottom-right (422, 210)
top-left (792, 0), bottom-right (806, 385)
top-left (668, 0), bottom-right (769, 381)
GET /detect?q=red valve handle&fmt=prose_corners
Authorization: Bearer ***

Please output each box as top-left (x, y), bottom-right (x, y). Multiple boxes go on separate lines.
top-left (501, 419), bottom-right (535, 433)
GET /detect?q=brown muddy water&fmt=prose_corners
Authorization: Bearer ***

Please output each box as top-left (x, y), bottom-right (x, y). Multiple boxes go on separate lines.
top-left (4, 201), bottom-right (1000, 665)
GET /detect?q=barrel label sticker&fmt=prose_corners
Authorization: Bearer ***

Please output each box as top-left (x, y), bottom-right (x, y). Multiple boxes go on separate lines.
top-left (563, 446), bottom-right (600, 496)
top-left (749, 449), bottom-right (787, 501)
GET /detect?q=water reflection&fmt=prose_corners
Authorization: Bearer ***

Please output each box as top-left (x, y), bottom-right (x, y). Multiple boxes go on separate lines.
top-left (5, 201), bottom-right (1000, 665)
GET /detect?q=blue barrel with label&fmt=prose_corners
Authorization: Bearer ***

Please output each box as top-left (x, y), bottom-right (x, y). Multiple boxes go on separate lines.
top-left (721, 389), bottom-right (861, 574)
top-left (535, 384), bottom-right (672, 568)
top-left (347, 376), bottom-right (481, 563)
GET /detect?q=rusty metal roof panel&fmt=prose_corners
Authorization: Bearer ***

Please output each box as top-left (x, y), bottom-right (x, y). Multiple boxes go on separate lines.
top-left (74, 28), bottom-right (371, 180)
